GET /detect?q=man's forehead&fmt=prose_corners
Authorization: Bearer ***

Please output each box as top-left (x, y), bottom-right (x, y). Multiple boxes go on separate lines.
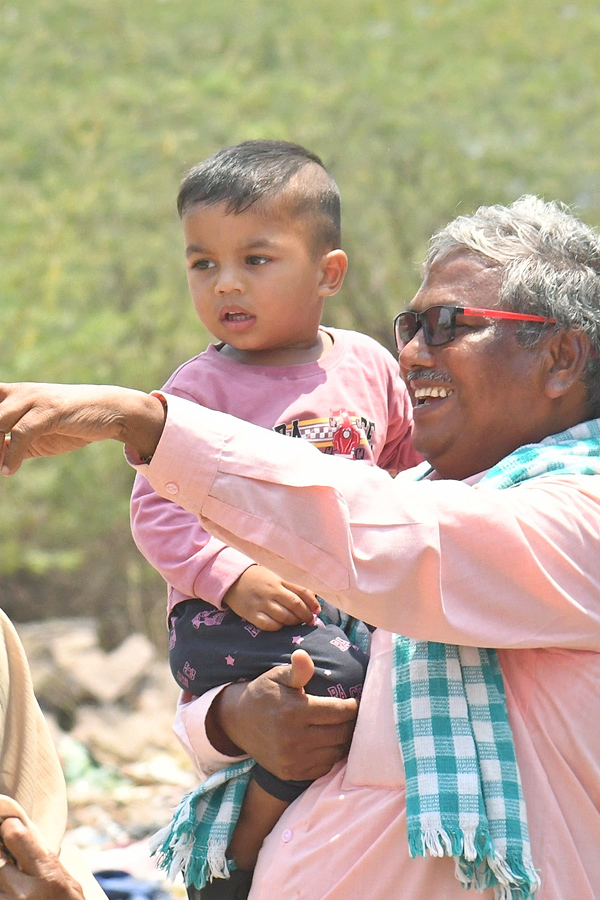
top-left (415, 250), bottom-right (503, 305)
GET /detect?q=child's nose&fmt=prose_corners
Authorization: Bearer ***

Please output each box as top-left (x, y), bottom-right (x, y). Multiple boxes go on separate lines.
top-left (215, 265), bottom-right (244, 294)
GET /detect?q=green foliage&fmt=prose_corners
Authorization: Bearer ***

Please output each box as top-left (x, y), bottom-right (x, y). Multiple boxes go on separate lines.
top-left (2, 0), bottom-right (600, 640)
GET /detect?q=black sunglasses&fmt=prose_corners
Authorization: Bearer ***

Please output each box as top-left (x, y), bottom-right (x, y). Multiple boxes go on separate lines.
top-left (393, 305), bottom-right (557, 351)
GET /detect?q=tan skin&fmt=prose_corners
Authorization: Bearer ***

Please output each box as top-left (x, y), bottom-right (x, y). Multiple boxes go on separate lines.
top-left (182, 201), bottom-right (347, 368)
top-left (398, 250), bottom-right (590, 479)
top-left (0, 251), bottom-right (593, 875)
top-left (0, 818), bottom-right (84, 900)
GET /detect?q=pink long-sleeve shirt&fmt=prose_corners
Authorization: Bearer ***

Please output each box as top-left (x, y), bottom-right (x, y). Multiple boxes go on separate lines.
top-left (132, 394), bottom-right (600, 900)
top-left (130, 328), bottom-right (420, 615)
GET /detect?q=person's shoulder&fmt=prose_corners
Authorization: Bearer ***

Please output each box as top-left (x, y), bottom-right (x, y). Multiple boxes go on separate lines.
top-left (331, 329), bottom-right (400, 384)
top-left (162, 344), bottom-right (224, 395)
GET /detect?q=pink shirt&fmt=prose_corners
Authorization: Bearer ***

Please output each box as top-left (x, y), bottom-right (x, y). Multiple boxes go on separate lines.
top-left (130, 328), bottom-right (420, 615)
top-left (133, 395), bottom-right (600, 900)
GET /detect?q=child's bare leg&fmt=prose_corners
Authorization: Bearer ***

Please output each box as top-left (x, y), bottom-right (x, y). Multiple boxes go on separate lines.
top-left (227, 779), bottom-right (290, 872)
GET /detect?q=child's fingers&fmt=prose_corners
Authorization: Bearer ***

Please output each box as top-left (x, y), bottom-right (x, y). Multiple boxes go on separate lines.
top-left (248, 611), bottom-right (285, 631)
top-left (245, 594), bottom-right (314, 628)
top-left (270, 592), bottom-right (317, 626)
top-left (282, 583), bottom-right (321, 615)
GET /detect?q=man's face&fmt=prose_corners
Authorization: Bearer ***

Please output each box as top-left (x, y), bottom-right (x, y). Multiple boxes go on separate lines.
top-left (399, 250), bottom-right (555, 479)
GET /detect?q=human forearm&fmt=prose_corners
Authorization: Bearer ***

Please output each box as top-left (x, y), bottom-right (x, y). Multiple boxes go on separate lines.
top-left (143, 396), bottom-right (600, 648)
top-left (0, 383), bottom-right (165, 474)
top-left (4, 383), bottom-right (597, 648)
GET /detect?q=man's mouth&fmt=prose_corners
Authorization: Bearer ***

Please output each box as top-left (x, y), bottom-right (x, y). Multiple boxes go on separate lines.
top-left (413, 386), bottom-right (454, 406)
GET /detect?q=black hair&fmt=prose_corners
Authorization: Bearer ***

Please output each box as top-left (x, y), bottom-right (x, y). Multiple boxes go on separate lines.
top-left (177, 140), bottom-right (341, 255)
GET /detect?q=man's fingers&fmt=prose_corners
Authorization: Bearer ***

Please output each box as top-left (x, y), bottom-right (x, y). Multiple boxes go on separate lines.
top-left (0, 818), bottom-right (85, 900)
top-left (284, 649), bottom-right (315, 689)
top-left (0, 818), bottom-right (47, 876)
top-left (0, 400), bottom-right (39, 474)
top-left (0, 399), bottom-right (70, 474)
top-left (2, 426), bottom-right (34, 475)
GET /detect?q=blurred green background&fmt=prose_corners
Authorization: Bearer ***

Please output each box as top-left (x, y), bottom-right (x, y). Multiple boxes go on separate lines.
top-left (2, 0), bottom-right (600, 647)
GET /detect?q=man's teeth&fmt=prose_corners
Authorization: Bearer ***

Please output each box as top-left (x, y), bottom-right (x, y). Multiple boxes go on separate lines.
top-left (414, 386), bottom-right (454, 400)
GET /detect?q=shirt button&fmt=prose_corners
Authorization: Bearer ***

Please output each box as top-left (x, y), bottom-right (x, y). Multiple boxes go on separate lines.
top-left (165, 482), bottom-right (179, 495)
top-left (281, 829), bottom-right (293, 843)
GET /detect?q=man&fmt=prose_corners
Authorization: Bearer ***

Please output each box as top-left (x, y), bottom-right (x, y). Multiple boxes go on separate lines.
top-left (0, 608), bottom-right (108, 899)
top-left (1, 195), bottom-right (599, 899)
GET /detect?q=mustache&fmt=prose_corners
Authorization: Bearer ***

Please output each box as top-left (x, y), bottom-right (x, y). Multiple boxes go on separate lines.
top-left (404, 370), bottom-right (453, 384)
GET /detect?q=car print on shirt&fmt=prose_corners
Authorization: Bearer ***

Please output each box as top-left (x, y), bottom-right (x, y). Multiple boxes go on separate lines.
top-left (273, 408), bottom-right (375, 460)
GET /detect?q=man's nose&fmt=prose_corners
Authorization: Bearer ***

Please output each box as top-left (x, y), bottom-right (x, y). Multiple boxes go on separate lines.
top-left (398, 328), bottom-right (435, 375)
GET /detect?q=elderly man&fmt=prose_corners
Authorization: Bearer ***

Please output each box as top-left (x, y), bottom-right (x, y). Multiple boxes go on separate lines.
top-left (0, 608), bottom-right (107, 900)
top-left (1, 195), bottom-right (599, 900)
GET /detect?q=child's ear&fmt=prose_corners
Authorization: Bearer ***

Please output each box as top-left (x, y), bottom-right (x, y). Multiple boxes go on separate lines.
top-left (318, 250), bottom-right (348, 297)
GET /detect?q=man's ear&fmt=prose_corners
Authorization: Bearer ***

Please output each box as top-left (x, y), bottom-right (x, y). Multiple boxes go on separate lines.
top-left (318, 250), bottom-right (348, 297)
top-left (545, 329), bottom-right (591, 398)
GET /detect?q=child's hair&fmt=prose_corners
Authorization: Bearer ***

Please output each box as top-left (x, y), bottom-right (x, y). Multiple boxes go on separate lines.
top-left (177, 139), bottom-right (341, 256)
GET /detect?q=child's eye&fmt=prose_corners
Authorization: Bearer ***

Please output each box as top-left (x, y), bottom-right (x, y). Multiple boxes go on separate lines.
top-left (192, 259), bottom-right (215, 270)
top-left (246, 256), bottom-right (269, 266)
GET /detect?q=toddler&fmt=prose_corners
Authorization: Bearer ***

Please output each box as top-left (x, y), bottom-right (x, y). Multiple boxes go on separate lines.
top-left (131, 140), bottom-right (421, 896)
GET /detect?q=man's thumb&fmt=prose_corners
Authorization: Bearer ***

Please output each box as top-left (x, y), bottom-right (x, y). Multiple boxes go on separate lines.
top-left (280, 649), bottom-right (315, 690)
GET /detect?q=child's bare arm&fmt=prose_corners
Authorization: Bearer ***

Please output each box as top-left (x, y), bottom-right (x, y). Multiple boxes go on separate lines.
top-left (224, 565), bottom-right (320, 630)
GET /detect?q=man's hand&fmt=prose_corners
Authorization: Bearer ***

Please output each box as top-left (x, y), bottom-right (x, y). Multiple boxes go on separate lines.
top-left (224, 565), bottom-right (321, 630)
top-left (208, 649), bottom-right (358, 781)
top-left (0, 818), bottom-right (84, 900)
top-left (0, 383), bottom-right (165, 475)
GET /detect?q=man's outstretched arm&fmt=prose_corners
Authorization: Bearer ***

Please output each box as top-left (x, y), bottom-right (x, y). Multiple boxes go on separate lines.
top-left (0, 383), bottom-right (166, 475)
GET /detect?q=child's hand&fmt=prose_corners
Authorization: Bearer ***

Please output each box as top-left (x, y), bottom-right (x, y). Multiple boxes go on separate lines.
top-left (224, 565), bottom-right (320, 631)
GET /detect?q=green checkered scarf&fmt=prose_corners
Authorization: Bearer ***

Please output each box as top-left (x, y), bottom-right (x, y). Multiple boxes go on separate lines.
top-left (394, 640), bottom-right (536, 897)
top-left (151, 758), bottom-right (255, 888)
top-left (397, 417), bottom-right (600, 898)
top-left (151, 418), bottom-right (600, 895)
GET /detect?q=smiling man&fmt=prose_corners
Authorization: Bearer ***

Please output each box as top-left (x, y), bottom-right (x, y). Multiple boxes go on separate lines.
top-left (395, 248), bottom-right (569, 479)
top-left (1, 196), bottom-right (600, 900)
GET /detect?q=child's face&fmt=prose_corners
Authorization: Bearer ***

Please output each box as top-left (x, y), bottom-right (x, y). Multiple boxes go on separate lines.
top-left (182, 202), bottom-right (335, 363)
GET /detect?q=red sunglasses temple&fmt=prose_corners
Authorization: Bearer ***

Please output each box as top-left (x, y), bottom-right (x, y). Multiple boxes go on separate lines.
top-left (461, 306), bottom-right (557, 325)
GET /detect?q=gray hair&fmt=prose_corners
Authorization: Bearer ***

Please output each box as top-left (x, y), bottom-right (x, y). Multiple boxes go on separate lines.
top-left (424, 195), bottom-right (600, 417)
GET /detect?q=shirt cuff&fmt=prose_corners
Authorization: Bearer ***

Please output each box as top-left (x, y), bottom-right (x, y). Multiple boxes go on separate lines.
top-left (124, 391), bottom-right (168, 466)
top-left (173, 686), bottom-right (248, 779)
top-left (126, 392), bottom-right (225, 518)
